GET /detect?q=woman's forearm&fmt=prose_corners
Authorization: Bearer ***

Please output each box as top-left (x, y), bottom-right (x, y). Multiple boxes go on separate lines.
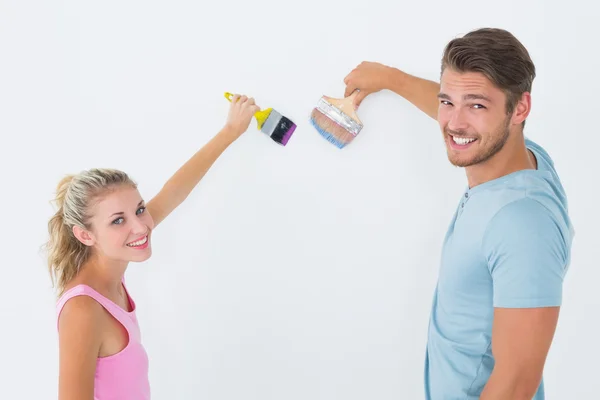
top-left (147, 126), bottom-right (237, 226)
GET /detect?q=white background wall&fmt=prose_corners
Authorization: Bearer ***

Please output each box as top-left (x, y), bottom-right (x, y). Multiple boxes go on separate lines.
top-left (1, 0), bottom-right (598, 398)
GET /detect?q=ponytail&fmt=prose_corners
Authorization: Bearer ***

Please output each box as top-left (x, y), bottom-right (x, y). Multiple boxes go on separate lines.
top-left (46, 175), bottom-right (89, 296)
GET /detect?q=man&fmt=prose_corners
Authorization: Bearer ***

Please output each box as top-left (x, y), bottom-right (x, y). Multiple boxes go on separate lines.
top-left (344, 28), bottom-right (574, 399)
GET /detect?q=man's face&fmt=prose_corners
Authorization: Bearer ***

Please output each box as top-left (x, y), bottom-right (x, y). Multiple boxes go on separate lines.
top-left (437, 69), bottom-right (513, 168)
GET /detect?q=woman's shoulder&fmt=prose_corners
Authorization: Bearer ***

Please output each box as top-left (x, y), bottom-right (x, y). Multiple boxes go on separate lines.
top-left (57, 289), bottom-right (105, 333)
top-left (57, 276), bottom-right (109, 331)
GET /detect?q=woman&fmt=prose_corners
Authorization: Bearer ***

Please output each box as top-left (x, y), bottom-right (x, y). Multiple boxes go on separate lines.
top-left (46, 94), bottom-right (260, 400)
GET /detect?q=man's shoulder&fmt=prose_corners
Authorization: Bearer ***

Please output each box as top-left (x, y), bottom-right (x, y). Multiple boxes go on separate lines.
top-left (483, 195), bottom-right (574, 256)
top-left (525, 137), bottom-right (553, 164)
top-left (506, 137), bottom-right (569, 220)
top-left (525, 137), bottom-right (563, 185)
top-left (477, 139), bottom-right (574, 274)
top-left (471, 175), bottom-right (566, 232)
top-left (487, 196), bottom-right (557, 230)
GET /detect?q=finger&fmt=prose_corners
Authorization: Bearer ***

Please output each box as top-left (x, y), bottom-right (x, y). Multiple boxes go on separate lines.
top-left (345, 82), bottom-right (358, 98)
top-left (233, 94), bottom-right (243, 104)
top-left (250, 105), bottom-right (260, 114)
top-left (344, 64), bottom-right (360, 81)
top-left (355, 91), bottom-right (368, 108)
top-left (231, 94), bottom-right (241, 103)
top-left (247, 97), bottom-right (255, 105)
top-left (239, 95), bottom-right (248, 104)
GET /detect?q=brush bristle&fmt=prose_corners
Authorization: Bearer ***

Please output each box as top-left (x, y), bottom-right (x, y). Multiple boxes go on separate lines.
top-left (261, 110), bottom-right (296, 146)
top-left (309, 108), bottom-right (356, 148)
top-left (270, 116), bottom-right (296, 146)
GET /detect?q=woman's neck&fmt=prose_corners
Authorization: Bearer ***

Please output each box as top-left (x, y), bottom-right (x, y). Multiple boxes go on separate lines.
top-left (74, 254), bottom-right (128, 296)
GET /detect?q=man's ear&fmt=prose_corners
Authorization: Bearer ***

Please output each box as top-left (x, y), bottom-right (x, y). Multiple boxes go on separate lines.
top-left (511, 92), bottom-right (531, 126)
top-left (73, 225), bottom-right (95, 247)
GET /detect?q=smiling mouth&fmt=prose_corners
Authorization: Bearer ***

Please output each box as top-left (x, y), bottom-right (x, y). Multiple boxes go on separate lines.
top-left (449, 135), bottom-right (477, 145)
top-left (126, 235), bottom-right (148, 247)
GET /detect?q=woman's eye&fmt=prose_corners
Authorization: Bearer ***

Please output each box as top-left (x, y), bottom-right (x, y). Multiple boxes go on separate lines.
top-left (136, 206), bottom-right (146, 215)
top-left (112, 217), bottom-right (124, 225)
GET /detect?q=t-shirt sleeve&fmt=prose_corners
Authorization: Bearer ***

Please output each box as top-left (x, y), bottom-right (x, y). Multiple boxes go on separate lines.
top-left (482, 197), bottom-right (569, 308)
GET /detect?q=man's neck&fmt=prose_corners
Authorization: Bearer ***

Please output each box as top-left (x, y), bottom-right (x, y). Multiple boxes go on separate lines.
top-left (465, 135), bottom-right (537, 189)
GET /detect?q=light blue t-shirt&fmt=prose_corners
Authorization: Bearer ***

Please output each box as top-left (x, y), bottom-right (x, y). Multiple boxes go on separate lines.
top-left (424, 138), bottom-right (574, 399)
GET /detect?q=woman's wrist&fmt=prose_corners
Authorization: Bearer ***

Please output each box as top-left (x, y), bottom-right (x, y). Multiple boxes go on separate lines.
top-left (219, 124), bottom-right (242, 144)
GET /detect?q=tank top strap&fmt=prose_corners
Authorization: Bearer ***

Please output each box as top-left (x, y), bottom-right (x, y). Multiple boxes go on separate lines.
top-left (56, 284), bottom-right (132, 333)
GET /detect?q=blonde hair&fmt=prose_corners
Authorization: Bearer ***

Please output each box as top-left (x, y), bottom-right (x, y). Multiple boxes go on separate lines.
top-left (45, 168), bottom-right (137, 296)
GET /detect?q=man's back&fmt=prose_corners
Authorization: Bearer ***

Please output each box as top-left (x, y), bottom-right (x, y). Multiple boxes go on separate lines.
top-left (424, 138), bottom-right (574, 399)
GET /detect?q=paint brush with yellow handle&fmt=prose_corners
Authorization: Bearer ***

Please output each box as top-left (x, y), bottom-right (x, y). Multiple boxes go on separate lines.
top-left (224, 92), bottom-right (296, 146)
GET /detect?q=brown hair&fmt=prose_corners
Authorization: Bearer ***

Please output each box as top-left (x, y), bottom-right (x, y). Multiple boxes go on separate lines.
top-left (45, 168), bottom-right (136, 296)
top-left (441, 28), bottom-right (536, 124)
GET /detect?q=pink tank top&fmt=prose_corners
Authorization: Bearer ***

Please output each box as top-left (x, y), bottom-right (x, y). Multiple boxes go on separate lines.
top-left (56, 281), bottom-right (151, 400)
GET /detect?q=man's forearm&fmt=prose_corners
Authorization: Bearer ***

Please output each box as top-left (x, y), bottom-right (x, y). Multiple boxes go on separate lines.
top-left (480, 367), bottom-right (541, 400)
top-left (384, 67), bottom-right (440, 121)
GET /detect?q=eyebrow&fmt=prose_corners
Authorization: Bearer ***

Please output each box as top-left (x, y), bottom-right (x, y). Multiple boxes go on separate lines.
top-left (109, 200), bottom-right (145, 218)
top-left (437, 93), bottom-right (492, 102)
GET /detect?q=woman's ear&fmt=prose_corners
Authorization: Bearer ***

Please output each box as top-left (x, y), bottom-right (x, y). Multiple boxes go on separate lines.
top-left (73, 225), bottom-right (95, 247)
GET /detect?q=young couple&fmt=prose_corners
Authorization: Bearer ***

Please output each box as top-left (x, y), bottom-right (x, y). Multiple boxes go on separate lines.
top-left (47, 27), bottom-right (573, 400)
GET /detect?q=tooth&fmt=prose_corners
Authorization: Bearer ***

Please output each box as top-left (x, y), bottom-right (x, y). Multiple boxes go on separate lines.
top-left (453, 136), bottom-right (475, 145)
top-left (127, 236), bottom-right (147, 247)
